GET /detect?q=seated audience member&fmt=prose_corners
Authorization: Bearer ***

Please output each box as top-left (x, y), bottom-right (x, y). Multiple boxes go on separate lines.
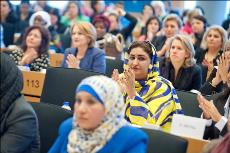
top-left (108, 7), bottom-right (137, 41)
top-left (133, 4), bottom-right (155, 40)
top-left (150, 1), bottom-right (167, 21)
top-left (61, 1), bottom-right (90, 27)
top-left (160, 34), bottom-right (202, 91)
top-left (32, 0), bottom-right (52, 12)
top-left (15, 1), bottom-right (33, 34)
top-left (93, 15), bottom-right (124, 59)
top-left (196, 26), bottom-right (228, 88)
top-left (180, 8), bottom-right (203, 35)
top-left (30, 10), bottom-right (65, 54)
top-left (152, 14), bottom-right (182, 57)
top-left (139, 16), bottom-right (162, 42)
top-left (209, 117), bottom-right (230, 153)
top-left (112, 41), bottom-right (183, 132)
top-left (1, 0), bottom-right (17, 47)
top-left (202, 117), bottom-right (230, 153)
top-left (48, 8), bottom-right (67, 53)
top-left (9, 25), bottom-right (50, 71)
top-left (191, 15), bottom-right (207, 50)
top-left (29, 10), bottom-right (51, 29)
top-left (49, 75), bottom-right (148, 153)
top-left (200, 40), bottom-right (230, 95)
top-left (15, 10), bottom-right (51, 46)
top-left (61, 22), bottom-right (106, 73)
top-left (90, 0), bottom-right (106, 22)
top-left (197, 71), bottom-right (230, 140)
top-left (0, 52), bottom-right (40, 153)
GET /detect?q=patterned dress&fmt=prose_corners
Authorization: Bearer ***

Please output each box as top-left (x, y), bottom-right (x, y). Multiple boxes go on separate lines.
top-left (124, 44), bottom-right (183, 132)
top-left (9, 46), bottom-right (49, 71)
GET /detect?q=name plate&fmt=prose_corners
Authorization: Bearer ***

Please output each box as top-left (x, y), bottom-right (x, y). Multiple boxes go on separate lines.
top-left (21, 71), bottom-right (46, 96)
top-left (171, 114), bottom-right (207, 139)
top-left (50, 53), bottom-right (64, 67)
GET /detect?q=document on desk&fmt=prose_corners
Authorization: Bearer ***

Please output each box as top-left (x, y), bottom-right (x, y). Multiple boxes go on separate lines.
top-left (171, 114), bottom-right (207, 139)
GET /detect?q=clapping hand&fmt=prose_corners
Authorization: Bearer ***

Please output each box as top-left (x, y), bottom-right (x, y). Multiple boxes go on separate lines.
top-left (197, 94), bottom-right (222, 122)
top-left (112, 67), bottom-right (136, 99)
top-left (66, 54), bottom-right (80, 68)
top-left (19, 48), bottom-right (38, 65)
top-left (218, 53), bottom-right (229, 84)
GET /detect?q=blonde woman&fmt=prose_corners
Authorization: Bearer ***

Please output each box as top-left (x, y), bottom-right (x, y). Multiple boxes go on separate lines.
top-left (195, 25), bottom-right (228, 85)
top-left (160, 34), bottom-right (202, 91)
top-left (61, 22), bottom-right (106, 73)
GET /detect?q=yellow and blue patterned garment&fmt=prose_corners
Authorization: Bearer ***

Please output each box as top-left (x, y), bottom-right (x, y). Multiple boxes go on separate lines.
top-left (123, 43), bottom-right (183, 132)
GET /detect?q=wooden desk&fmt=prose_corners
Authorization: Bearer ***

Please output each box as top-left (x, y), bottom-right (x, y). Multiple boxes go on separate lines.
top-left (184, 136), bottom-right (209, 153)
top-left (21, 70), bottom-right (46, 102)
top-left (50, 53), bottom-right (64, 67)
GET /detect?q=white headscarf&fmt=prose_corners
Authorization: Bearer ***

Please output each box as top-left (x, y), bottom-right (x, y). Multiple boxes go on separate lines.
top-left (67, 75), bottom-right (127, 153)
top-left (29, 11), bottom-right (51, 28)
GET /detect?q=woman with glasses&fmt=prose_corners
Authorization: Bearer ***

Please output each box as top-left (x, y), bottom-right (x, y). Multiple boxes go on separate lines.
top-left (112, 41), bottom-right (183, 132)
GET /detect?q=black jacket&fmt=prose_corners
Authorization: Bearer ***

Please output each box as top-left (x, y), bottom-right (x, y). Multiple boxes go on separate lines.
top-left (160, 58), bottom-right (202, 91)
top-left (203, 89), bottom-right (230, 140)
top-left (110, 13), bottom-right (137, 41)
top-left (0, 96), bottom-right (40, 153)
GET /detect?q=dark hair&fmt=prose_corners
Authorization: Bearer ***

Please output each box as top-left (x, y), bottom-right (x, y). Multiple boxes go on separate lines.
top-left (64, 1), bottom-right (82, 17)
top-left (21, 25), bottom-right (50, 55)
top-left (192, 15), bottom-right (207, 30)
top-left (48, 7), bottom-right (60, 22)
top-left (91, 0), bottom-right (100, 13)
top-left (143, 4), bottom-right (155, 15)
top-left (195, 5), bottom-right (205, 15)
top-left (109, 13), bottom-right (119, 22)
top-left (127, 41), bottom-right (153, 59)
top-left (92, 15), bottom-right (110, 32)
top-left (144, 16), bottom-right (162, 38)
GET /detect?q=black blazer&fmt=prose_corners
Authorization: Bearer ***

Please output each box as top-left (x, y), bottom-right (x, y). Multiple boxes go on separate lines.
top-left (0, 96), bottom-right (40, 153)
top-left (152, 35), bottom-right (167, 51)
top-left (203, 89), bottom-right (230, 140)
top-left (159, 58), bottom-right (202, 91)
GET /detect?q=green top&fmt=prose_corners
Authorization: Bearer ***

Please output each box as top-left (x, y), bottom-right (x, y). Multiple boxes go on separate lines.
top-left (60, 15), bottom-right (90, 27)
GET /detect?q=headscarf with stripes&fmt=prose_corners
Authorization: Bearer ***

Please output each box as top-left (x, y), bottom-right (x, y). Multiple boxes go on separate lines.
top-left (124, 41), bottom-right (183, 132)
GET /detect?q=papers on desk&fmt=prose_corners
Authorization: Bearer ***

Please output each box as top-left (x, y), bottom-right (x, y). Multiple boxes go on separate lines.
top-left (171, 114), bottom-right (207, 139)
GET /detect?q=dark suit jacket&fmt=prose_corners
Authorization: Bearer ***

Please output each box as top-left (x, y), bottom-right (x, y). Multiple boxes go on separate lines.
top-left (152, 35), bottom-right (167, 51)
top-left (203, 90), bottom-right (230, 139)
top-left (0, 96), bottom-right (40, 153)
top-left (159, 58), bottom-right (202, 91)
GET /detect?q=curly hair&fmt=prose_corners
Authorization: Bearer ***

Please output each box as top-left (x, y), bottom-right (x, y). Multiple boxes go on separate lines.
top-left (21, 25), bottom-right (50, 55)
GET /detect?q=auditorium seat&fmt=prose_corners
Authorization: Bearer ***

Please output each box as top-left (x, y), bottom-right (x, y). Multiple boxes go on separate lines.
top-left (176, 90), bottom-right (211, 118)
top-left (40, 67), bottom-right (101, 109)
top-left (105, 58), bottom-right (124, 77)
top-left (141, 128), bottom-right (188, 153)
top-left (30, 102), bottom-right (72, 153)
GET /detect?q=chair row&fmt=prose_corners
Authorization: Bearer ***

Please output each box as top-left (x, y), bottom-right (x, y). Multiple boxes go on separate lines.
top-left (30, 101), bottom-right (209, 153)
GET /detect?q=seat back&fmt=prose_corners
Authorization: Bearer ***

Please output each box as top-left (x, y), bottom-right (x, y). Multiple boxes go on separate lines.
top-left (176, 90), bottom-right (203, 117)
top-left (30, 102), bottom-right (73, 153)
top-left (141, 128), bottom-right (188, 153)
top-left (40, 67), bottom-right (101, 108)
top-left (105, 58), bottom-right (123, 77)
